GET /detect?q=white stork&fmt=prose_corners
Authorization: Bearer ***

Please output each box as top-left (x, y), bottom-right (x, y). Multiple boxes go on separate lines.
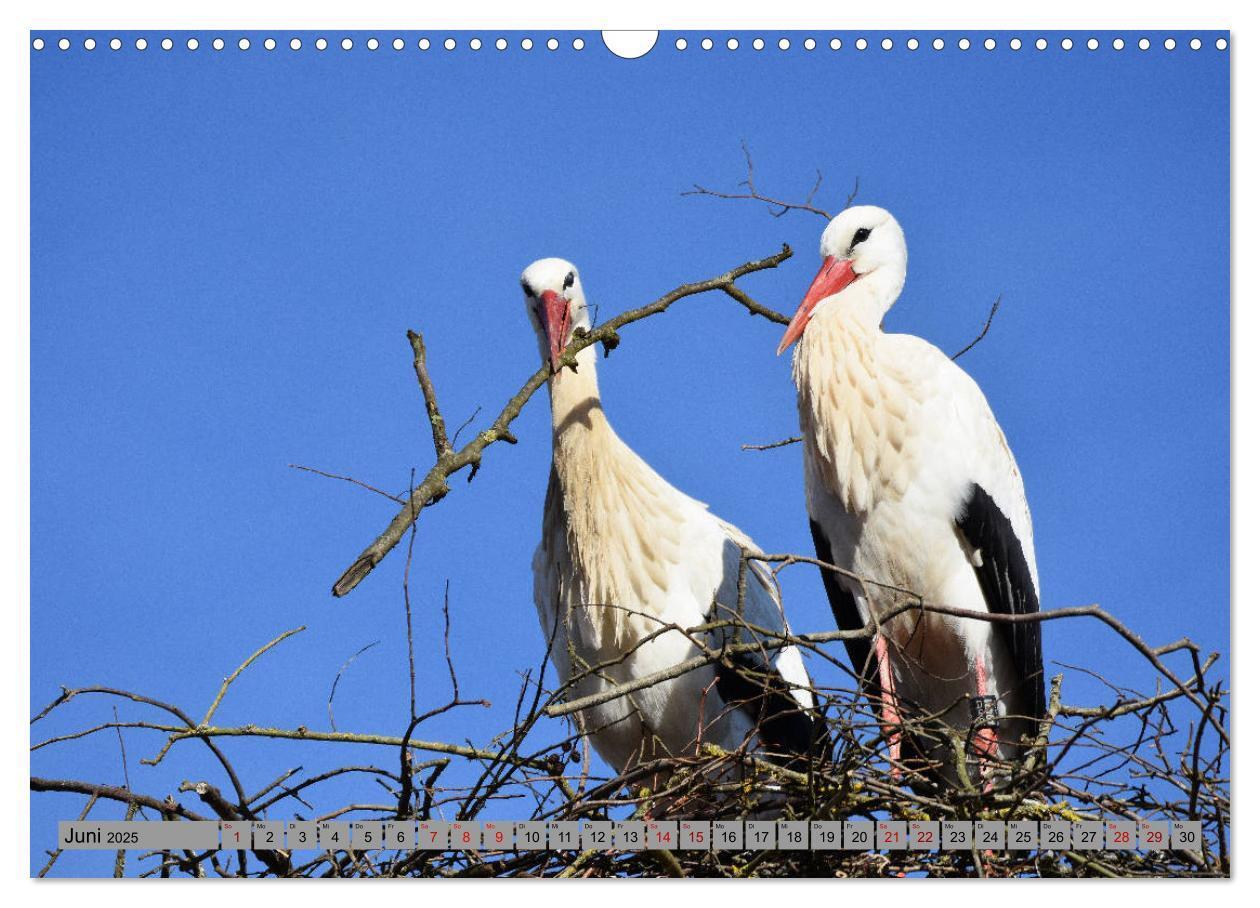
top-left (523, 257), bottom-right (817, 778)
top-left (777, 207), bottom-right (1044, 789)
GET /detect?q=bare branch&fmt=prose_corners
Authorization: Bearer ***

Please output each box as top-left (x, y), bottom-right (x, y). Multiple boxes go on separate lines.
top-left (203, 626), bottom-right (306, 729)
top-left (719, 283), bottom-right (790, 325)
top-left (450, 405), bottom-right (482, 448)
top-left (32, 776), bottom-right (204, 820)
top-left (289, 463), bottom-right (406, 504)
top-left (331, 244), bottom-right (794, 597)
top-left (408, 330), bottom-right (453, 459)
top-left (952, 296), bottom-right (1003, 361)
top-left (36, 718), bottom-right (553, 769)
top-left (740, 435), bottom-right (802, 452)
top-left (403, 468), bottom-right (419, 718)
top-left (327, 641), bottom-right (379, 732)
top-left (38, 792), bottom-right (99, 877)
top-left (683, 140), bottom-right (837, 221)
top-left (841, 175), bottom-right (861, 212)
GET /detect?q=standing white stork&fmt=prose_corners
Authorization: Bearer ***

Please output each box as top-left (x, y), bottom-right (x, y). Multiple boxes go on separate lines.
top-left (522, 257), bottom-right (817, 779)
top-left (777, 207), bottom-right (1044, 789)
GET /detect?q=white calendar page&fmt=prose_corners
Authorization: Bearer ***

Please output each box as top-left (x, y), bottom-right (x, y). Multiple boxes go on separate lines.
top-left (20, 2), bottom-right (1233, 883)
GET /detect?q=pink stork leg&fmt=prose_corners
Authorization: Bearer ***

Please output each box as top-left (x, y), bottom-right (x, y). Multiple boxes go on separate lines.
top-left (873, 635), bottom-right (902, 773)
top-left (971, 657), bottom-right (999, 792)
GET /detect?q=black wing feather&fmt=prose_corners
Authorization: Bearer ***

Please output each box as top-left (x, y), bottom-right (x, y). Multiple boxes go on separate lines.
top-left (713, 653), bottom-right (820, 764)
top-left (809, 519), bottom-right (877, 694)
top-left (956, 483), bottom-right (1045, 720)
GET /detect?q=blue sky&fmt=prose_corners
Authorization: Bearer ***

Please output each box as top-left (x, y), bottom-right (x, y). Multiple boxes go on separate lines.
top-left (30, 31), bottom-right (1229, 875)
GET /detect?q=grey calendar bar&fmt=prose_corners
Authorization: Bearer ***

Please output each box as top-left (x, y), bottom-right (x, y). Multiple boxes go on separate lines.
top-left (58, 821), bottom-right (220, 850)
top-left (52, 817), bottom-right (1203, 852)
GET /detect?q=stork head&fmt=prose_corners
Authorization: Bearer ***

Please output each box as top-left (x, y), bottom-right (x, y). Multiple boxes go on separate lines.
top-left (777, 205), bottom-right (908, 355)
top-left (521, 257), bottom-right (591, 374)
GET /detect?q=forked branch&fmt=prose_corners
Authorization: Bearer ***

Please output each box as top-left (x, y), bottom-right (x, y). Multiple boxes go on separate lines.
top-left (330, 245), bottom-right (794, 597)
top-left (682, 140), bottom-right (856, 220)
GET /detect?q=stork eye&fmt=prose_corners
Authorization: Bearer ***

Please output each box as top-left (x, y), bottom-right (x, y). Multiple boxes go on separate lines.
top-left (521, 280), bottom-right (534, 298)
top-left (850, 227), bottom-right (873, 250)
top-left (563, 272), bottom-right (575, 290)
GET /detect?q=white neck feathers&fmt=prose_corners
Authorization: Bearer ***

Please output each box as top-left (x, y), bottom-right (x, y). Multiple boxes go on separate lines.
top-left (547, 343), bottom-right (602, 441)
top-left (544, 348), bottom-right (692, 643)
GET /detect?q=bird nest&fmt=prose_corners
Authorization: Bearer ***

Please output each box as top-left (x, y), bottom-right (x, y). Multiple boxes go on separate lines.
top-left (32, 603), bottom-right (1229, 878)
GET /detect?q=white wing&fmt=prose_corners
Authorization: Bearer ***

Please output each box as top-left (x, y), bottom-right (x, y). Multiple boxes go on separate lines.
top-left (710, 518), bottom-right (815, 711)
top-left (882, 333), bottom-right (1038, 592)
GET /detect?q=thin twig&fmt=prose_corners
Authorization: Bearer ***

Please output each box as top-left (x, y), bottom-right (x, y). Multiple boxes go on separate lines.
top-left (952, 296), bottom-right (1002, 361)
top-left (202, 626), bottom-right (307, 729)
top-left (288, 464), bottom-right (406, 503)
top-left (38, 792), bottom-right (99, 877)
top-left (740, 435), bottom-right (803, 451)
top-left (403, 468), bottom-right (419, 719)
top-left (327, 641), bottom-right (380, 732)
top-left (683, 140), bottom-right (837, 221)
top-left (450, 406), bottom-right (482, 447)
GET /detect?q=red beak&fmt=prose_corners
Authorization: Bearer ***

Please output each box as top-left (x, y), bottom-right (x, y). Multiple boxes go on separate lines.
top-left (539, 290), bottom-right (572, 373)
top-left (776, 256), bottom-right (859, 355)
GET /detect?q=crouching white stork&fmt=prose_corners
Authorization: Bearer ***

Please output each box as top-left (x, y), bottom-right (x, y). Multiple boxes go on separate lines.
top-left (522, 257), bottom-right (818, 780)
top-left (777, 207), bottom-right (1044, 790)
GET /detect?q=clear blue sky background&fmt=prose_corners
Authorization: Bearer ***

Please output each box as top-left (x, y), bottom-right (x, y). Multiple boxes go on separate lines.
top-left (30, 31), bottom-right (1229, 875)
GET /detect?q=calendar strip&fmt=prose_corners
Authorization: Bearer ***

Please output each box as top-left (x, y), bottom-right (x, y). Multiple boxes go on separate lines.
top-left (57, 818), bottom-right (1201, 853)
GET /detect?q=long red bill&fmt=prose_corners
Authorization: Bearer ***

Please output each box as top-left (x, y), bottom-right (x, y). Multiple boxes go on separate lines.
top-left (540, 290), bottom-right (572, 373)
top-left (776, 256), bottom-right (858, 355)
